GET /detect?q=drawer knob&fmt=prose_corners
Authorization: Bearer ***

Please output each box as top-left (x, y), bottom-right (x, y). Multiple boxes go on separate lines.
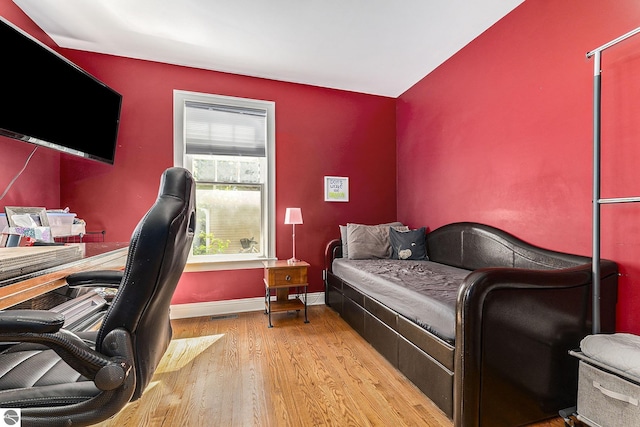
top-left (285, 275), bottom-right (291, 281)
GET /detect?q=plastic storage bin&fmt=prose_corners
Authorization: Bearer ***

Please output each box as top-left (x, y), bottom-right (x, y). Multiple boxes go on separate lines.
top-left (46, 212), bottom-right (77, 237)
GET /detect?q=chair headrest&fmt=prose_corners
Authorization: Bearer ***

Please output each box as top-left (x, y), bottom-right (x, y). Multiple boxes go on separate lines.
top-left (158, 167), bottom-right (194, 201)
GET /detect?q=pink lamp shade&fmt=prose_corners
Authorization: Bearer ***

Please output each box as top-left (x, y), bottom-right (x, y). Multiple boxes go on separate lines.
top-left (284, 208), bottom-right (303, 263)
top-left (284, 208), bottom-right (303, 225)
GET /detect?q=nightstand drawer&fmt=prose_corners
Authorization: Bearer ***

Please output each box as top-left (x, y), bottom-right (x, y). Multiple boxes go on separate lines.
top-left (265, 267), bottom-right (307, 287)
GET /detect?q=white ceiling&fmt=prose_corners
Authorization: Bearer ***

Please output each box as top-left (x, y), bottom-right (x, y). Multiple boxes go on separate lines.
top-left (13, 0), bottom-right (524, 97)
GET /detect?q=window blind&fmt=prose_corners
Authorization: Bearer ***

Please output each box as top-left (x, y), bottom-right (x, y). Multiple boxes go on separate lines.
top-left (185, 101), bottom-right (266, 157)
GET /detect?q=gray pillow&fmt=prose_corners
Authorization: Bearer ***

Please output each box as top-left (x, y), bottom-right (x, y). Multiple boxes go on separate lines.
top-left (347, 222), bottom-right (407, 259)
top-left (339, 225), bottom-right (349, 258)
top-left (390, 227), bottom-right (428, 260)
top-left (340, 222), bottom-right (403, 259)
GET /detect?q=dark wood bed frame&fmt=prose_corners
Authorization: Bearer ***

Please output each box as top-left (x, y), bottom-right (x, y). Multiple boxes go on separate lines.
top-left (324, 222), bottom-right (618, 427)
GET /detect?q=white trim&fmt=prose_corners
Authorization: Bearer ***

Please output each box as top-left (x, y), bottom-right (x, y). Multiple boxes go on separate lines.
top-left (173, 90), bottom-right (276, 268)
top-left (169, 292), bottom-right (325, 319)
top-left (183, 258), bottom-right (275, 272)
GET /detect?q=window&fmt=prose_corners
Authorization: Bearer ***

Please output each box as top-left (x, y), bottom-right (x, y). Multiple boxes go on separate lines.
top-left (174, 90), bottom-right (275, 268)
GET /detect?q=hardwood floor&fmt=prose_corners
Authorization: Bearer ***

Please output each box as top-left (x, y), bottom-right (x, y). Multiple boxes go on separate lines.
top-left (95, 305), bottom-right (568, 426)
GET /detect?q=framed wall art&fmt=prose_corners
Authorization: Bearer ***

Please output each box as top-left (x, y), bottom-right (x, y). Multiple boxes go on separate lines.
top-left (4, 206), bottom-right (50, 227)
top-left (324, 176), bottom-right (349, 202)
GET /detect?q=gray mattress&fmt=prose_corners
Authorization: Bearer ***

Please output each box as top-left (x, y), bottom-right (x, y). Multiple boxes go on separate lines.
top-left (332, 258), bottom-right (471, 342)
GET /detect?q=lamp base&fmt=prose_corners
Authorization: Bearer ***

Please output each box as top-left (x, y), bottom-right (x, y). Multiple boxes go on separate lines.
top-left (287, 257), bottom-right (300, 265)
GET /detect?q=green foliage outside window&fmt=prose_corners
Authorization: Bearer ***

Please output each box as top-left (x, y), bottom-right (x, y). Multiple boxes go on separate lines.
top-left (192, 231), bottom-right (230, 255)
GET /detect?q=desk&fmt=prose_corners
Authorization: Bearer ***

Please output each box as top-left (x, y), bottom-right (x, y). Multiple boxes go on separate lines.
top-left (0, 243), bottom-right (128, 310)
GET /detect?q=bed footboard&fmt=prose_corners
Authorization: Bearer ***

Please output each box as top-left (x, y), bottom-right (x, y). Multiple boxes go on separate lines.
top-left (454, 262), bottom-right (618, 427)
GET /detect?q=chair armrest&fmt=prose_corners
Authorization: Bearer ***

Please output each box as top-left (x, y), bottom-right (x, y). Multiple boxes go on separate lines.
top-left (0, 319), bottom-right (133, 391)
top-left (66, 270), bottom-right (123, 287)
top-left (0, 310), bottom-right (64, 334)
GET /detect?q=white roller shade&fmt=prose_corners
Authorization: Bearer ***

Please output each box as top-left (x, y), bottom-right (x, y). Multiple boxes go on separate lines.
top-left (185, 101), bottom-right (266, 157)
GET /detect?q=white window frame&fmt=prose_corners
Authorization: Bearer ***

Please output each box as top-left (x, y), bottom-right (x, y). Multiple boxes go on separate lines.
top-left (174, 90), bottom-right (276, 271)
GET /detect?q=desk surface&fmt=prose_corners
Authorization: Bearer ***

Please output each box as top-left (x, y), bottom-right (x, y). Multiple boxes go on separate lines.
top-left (0, 242), bottom-right (128, 310)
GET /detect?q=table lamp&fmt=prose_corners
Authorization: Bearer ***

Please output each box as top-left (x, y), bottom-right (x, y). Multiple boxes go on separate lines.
top-left (284, 207), bottom-right (303, 264)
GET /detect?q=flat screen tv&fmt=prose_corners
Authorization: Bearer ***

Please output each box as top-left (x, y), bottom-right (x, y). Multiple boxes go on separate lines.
top-left (0, 17), bottom-right (122, 164)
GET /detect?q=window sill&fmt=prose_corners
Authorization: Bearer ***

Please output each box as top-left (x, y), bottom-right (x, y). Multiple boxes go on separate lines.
top-left (184, 256), bottom-right (277, 272)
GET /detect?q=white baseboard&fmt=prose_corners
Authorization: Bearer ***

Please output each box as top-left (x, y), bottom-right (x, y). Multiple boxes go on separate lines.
top-left (169, 291), bottom-right (325, 319)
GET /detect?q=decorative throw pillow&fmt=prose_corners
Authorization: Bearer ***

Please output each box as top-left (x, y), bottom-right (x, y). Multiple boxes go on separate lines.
top-left (347, 222), bottom-right (407, 259)
top-left (390, 227), bottom-right (428, 260)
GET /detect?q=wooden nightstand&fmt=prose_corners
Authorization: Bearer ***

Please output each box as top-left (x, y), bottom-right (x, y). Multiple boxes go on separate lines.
top-left (263, 260), bottom-right (310, 328)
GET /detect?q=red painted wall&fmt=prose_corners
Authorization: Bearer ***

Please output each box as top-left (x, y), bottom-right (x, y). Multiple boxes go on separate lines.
top-left (1, 2), bottom-right (397, 302)
top-left (0, 6), bottom-right (61, 210)
top-left (0, 136), bottom-right (60, 208)
top-left (397, 0), bottom-right (640, 333)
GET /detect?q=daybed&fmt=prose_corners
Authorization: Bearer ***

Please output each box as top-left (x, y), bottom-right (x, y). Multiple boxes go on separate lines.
top-left (323, 222), bottom-right (618, 427)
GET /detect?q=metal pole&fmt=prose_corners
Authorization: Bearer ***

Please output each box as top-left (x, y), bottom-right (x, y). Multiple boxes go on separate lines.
top-left (599, 196), bottom-right (640, 204)
top-left (587, 26), bottom-right (640, 335)
top-left (592, 50), bottom-right (602, 334)
top-left (587, 26), bottom-right (640, 58)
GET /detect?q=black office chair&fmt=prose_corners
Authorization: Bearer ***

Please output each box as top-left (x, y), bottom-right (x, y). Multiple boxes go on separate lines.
top-left (0, 167), bottom-right (196, 426)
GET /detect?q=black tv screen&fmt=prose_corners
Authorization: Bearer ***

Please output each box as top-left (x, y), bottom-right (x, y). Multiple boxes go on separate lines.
top-left (0, 17), bottom-right (122, 164)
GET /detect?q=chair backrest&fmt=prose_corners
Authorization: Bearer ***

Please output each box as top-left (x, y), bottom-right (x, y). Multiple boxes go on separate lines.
top-left (96, 167), bottom-right (195, 398)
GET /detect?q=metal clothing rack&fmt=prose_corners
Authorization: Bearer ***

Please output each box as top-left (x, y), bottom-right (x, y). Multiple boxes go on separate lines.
top-left (587, 26), bottom-right (640, 334)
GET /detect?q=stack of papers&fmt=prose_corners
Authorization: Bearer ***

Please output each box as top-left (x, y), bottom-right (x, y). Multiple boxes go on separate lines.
top-left (0, 245), bottom-right (82, 282)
